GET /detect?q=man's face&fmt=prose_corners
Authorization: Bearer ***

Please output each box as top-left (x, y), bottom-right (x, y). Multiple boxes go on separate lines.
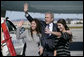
top-left (45, 13), bottom-right (53, 24)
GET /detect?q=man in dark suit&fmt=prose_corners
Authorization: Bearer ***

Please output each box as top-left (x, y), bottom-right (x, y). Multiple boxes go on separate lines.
top-left (24, 3), bottom-right (61, 56)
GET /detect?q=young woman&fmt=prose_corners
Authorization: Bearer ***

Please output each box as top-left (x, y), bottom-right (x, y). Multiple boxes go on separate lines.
top-left (16, 19), bottom-right (43, 56)
top-left (55, 19), bottom-right (72, 56)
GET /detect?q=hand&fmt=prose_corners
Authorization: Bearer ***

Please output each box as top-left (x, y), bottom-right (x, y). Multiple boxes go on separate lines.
top-left (45, 29), bottom-right (51, 34)
top-left (39, 47), bottom-right (43, 55)
top-left (18, 20), bottom-right (24, 27)
top-left (24, 3), bottom-right (28, 11)
top-left (54, 50), bottom-right (57, 56)
top-left (66, 30), bottom-right (72, 35)
top-left (24, 3), bottom-right (28, 13)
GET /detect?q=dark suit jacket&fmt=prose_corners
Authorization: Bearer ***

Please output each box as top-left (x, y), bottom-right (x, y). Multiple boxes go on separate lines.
top-left (25, 14), bottom-right (60, 51)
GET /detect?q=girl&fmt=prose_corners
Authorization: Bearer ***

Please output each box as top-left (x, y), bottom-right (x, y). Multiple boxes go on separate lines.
top-left (16, 19), bottom-right (43, 56)
top-left (55, 19), bottom-right (72, 56)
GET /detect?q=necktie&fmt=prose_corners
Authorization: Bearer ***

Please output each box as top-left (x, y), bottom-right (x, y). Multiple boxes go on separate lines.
top-left (46, 24), bottom-right (50, 37)
top-left (46, 24), bottom-right (49, 29)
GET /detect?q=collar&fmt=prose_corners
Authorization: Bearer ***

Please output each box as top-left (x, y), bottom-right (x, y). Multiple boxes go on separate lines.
top-left (49, 22), bottom-right (53, 27)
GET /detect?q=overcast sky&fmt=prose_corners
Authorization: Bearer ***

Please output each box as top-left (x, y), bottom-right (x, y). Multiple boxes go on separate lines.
top-left (5, 10), bottom-right (83, 21)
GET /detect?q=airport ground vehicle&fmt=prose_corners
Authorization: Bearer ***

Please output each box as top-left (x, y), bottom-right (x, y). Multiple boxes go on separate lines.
top-left (1, 17), bottom-right (24, 56)
top-left (1, 17), bottom-right (16, 56)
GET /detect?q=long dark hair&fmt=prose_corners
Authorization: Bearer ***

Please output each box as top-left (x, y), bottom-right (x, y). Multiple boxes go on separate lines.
top-left (57, 19), bottom-right (72, 42)
top-left (30, 18), bottom-right (41, 38)
top-left (57, 19), bottom-right (69, 30)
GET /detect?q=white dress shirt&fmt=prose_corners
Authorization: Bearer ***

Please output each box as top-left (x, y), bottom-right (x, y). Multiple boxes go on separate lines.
top-left (49, 22), bottom-right (53, 35)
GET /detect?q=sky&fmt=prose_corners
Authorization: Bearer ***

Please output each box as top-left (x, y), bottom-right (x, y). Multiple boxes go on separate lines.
top-left (5, 10), bottom-right (83, 21)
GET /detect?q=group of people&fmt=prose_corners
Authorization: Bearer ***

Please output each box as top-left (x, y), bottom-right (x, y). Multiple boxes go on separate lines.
top-left (16, 3), bottom-right (72, 56)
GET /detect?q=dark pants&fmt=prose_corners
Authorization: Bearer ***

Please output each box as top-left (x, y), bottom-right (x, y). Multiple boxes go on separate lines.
top-left (43, 49), bottom-right (54, 56)
top-left (1, 51), bottom-right (3, 56)
top-left (22, 43), bottom-right (26, 56)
